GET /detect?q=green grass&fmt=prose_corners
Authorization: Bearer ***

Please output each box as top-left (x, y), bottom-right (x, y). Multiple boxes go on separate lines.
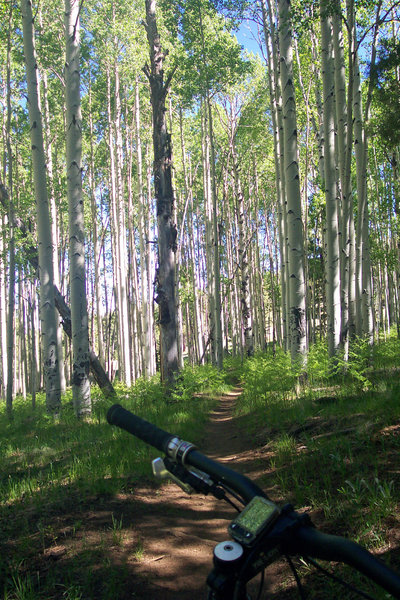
top-left (0, 363), bottom-right (227, 600)
top-left (234, 334), bottom-right (400, 598)
top-left (2, 341), bottom-right (400, 599)
top-left (0, 366), bottom-right (227, 505)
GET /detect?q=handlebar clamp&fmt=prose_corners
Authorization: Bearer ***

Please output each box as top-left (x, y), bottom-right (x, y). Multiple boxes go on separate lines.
top-left (167, 437), bottom-right (196, 465)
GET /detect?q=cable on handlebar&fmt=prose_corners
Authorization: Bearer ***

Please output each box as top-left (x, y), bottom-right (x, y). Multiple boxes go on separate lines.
top-left (304, 557), bottom-right (378, 600)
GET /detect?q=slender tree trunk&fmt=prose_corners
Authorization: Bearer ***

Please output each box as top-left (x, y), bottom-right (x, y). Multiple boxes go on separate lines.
top-left (114, 64), bottom-right (132, 386)
top-left (207, 98), bottom-right (223, 368)
top-left (5, 3), bottom-right (14, 416)
top-left (353, 48), bottom-right (374, 342)
top-left (201, 103), bottom-right (216, 363)
top-left (146, 150), bottom-right (157, 376)
top-left (21, 0), bottom-right (62, 414)
top-left (262, 0), bottom-right (288, 349)
top-left (64, 0), bottom-right (91, 415)
top-left (0, 176), bottom-right (117, 401)
top-left (321, 0), bottom-right (341, 358)
top-left (333, 0), bottom-right (350, 357)
top-left (41, 67), bottom-right (66, 394)
top-left (0, 212), bottom-right (7, 400)
top-left (144, 0), bottom-right (179, 385)
top-left (88, 81), bottom-right (105, 369)
top-left (178, 107), bottom-right (204, 363)
top-left (278, 0), bottom-right (307, 365)
top-left (28, 289), bottom-right (37, 408)
top-left (5, 185), bottom-right (15, 416)
top-left (135, 77), bottom-right (152, 378)
top-left (359, 1), bottom-right (381, 343)
top-left (232, 144), bottom-right (253, 357)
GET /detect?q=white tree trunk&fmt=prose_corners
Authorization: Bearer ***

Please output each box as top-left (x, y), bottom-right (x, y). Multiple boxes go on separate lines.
top-left (278, 0), bottom-right (307, 364)
top-left (21, 0), bottom-right (61, 414)
top-left (321, 0), bottom-right (341, 358)
top-left (64, 0), bottom-right (91, 415)
top-left (135, 77), bottom-right (153, 378)
top-left (0, 212), bottom-right (7, 399)
top-left (41, 68), bottom-right (66, 394)
top-left (145, 0), bottom-right (179, 385)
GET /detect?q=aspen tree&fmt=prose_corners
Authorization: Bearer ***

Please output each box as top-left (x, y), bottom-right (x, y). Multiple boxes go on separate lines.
top-left (39, 9), bottom-right (66, 394)
top-left (232, 144), bottom-right (253, 357)
top-left (224, 175), bottom-right (240, 355)
top-left (332, 0), bottom-right (351, 356)
top-left (253, 168), bottom-right (269, 348)
top-left (320, 0), bottom-right (341, 358)
top-left (0, 211), bottom-right (7, 399)
top-left (5, 2), bottom-right (15, 416)
top-left (64, 0), bottom-right (91, 415)
top-left (114, 62), bottom-right (132, 385)
top-left (261, 0), bottom-right (289, 350)
top-left (358, 1), bottom-right (382, 343)
top-left (135, 77), bottom-right (154, 378)
top-left (178, 108), bottom-right (204, 363)
top-left (201, 103), bottom-right (216, 361)
top-left (278, 0), bottom-right (307, 364)
top-left (21, 0), bottom-right (62, 414)
top-left (144, 0), bottom-right (179, 385)
top-left (88, 78), bottom-right (105, 368)
top-left (0, 181), bottom-right (117, 400)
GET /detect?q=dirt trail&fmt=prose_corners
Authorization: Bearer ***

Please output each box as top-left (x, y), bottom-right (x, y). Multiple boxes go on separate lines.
top-left (121, 387), bottom-right (269, 599)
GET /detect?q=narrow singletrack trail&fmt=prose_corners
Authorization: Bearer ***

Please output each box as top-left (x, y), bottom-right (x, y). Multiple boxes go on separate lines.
top-left (119, 387), bottom-right (271, 599)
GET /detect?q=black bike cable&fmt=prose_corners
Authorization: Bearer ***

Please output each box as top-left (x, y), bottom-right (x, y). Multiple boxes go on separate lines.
top-left (285, 556), bottom-right (307, 600)
top-left (222, 493), bottom-right (242, 512)
top-left (304, 557), bottom-right (376, 600)
top-left (254, 569), bottom-right (265, 600)
top-left (220, 483), bottom-right (247, 508)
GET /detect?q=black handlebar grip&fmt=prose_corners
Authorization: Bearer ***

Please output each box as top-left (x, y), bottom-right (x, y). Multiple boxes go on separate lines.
top-left (107, 404), bottom-right (174, 454)
top-left (292, 527), bottom-right (400, 598)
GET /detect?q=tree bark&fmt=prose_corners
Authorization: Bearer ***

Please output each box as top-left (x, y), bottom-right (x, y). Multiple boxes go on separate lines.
top-left (144, 0), bottom-right (179, 385)
top-left (88, 76), bottom-right (105, 370)
top-left (278, 0), bottom-right (307, 365)
top-left (21, 0), bottom-right (62, 414)
top-left (135, 76), bottom-right (154, 378)
top-left (321, 0), bottom-right (341, 358)
top-left (65, 0), bottom-right (91, 416)
top-left (41, 65), bottom-right (66, 394)
top-left (232, 143), bottom-right (253, 357)
top-left (5, 2), bottom-right (14, 416)
top-left (0, 212), bottom-right (7, 400)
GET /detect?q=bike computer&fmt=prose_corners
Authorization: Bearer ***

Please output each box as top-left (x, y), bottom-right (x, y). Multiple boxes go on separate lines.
top-left (228, 496), bottom-right (280, 547)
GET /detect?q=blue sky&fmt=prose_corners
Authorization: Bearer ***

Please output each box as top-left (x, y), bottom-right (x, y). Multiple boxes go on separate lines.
top-left (235, 19), bottom-right (263, 57)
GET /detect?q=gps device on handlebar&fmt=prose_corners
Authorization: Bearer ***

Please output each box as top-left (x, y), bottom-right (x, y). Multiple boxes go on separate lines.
top-left (107, 403), bottom-right (400, 600)
top-left (228, 496), bottom-right (280, 546)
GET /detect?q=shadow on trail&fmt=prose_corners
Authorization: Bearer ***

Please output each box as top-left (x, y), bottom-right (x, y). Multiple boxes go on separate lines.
top-left (2, 388), bottom-right (400, 600)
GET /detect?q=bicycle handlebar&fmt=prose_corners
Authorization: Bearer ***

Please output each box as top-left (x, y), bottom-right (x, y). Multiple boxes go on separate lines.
top-left (107, 403), bottom-right (400, 598)
top-left (107, 403), bottom-right (174, 454)
top-left (291, 527), bottom-right (400, 597)
top-left (107, 403), bottom-right (266, 502)
top-left (185, 449), bottom-right (267, 503)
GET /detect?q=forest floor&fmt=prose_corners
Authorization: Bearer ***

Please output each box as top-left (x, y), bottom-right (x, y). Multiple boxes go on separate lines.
top-left (3, 385), bottom-right (400, 599)
top-left (98, 387), bottom-right (291, 600)
top-left (3, 388), bottom-right (294, 600)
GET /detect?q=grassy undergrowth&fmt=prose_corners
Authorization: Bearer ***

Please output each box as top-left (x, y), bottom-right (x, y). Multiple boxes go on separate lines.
top-left (234, 334), bottom-right (400, 598)
top-left (0, 364), bottom-right (227, 600)
top-left (2, 335), bottom-right (400, 600)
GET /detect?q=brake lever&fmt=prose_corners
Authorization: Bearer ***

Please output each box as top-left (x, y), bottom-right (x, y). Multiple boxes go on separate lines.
top-left (152, 457), bottom-right (194, 494)
top-left (152, 456), bottom-right (228, 500)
